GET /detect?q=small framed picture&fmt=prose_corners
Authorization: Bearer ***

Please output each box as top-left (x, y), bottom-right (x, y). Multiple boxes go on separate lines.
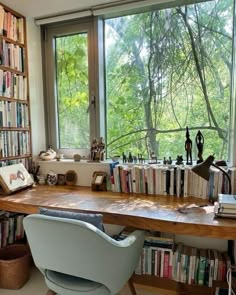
top-left (91, 171), bottom-right (107, 191)
top-left (57, 174), bottom-right (66, 185)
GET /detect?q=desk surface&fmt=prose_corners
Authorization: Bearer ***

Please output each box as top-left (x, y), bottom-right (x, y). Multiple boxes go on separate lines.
top-left (0, 185), bottom-right (235, 240)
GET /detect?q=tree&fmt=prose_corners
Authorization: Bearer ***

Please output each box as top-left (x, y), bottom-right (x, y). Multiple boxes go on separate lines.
top-left (105, 0), bottom-right (233, 161)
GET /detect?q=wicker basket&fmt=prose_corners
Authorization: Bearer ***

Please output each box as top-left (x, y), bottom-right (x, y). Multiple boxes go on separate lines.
top-left (0, 244), bottom-right (31, 289)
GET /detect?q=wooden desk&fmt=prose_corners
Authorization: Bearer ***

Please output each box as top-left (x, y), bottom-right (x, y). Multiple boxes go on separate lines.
top-left (0, 184), bottom-right (233, 295)
top-left (0, 184), bottom-right (235, 240)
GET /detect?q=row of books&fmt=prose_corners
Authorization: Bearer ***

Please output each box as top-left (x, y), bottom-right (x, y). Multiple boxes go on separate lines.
top-left (111, 164), bottom-right (236, 199)
top-left (0, 130), bottom-right (31, 158)
top-left (136, 243), bottom-right (231, 287)
top-left (116, 231), bottom-right (231, 287)
top-left (0, 101), bottom-right (29, 128)
top-left (0, 5), bottom-right (24, 43)
top-left (0, 39), bottom-right (25, 72)
top-left (0, 211), bottom-right (25, 248)
top-left (0, 70), bottom-right (27, 100)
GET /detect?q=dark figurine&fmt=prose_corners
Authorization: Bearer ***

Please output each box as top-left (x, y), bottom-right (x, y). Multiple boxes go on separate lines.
top-left (185, 126), bottom-right (192, 165)
top-left (167, 156), bottom-right (172, 165)
top-left (176, 155), bottom-right (183, 165)
top-left (163, 157), bottom-right (167, 165)
top-left (122, 152), bottom-right (127, 163)
top-left (128, 152), bottom-right (133, 163)
top-left (195, 130), bottom-right (204, 164)
top-left (138, 154), bottom-right (144, 163)
top-left (133, 155), bottom-right (138, 164)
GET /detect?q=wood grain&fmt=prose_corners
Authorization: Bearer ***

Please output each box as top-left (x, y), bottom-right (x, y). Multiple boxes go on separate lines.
top-left (0, 185), bottom-right (235, 239)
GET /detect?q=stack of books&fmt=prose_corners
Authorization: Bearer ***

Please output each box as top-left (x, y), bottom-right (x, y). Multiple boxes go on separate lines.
top-left (215, 194), bottom-right (236, 218)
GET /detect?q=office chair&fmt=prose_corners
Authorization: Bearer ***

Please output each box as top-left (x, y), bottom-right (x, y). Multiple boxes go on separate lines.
top-left (23, 214), bottom-right (145, 295)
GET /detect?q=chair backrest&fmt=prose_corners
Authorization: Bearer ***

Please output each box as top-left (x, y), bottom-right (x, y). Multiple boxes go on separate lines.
top-left (23, 214), bottom-right (145, 294)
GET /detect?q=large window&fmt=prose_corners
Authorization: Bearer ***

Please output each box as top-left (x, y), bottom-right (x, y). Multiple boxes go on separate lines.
top-left (105, 0), bottom-right (234, 161)
top-left (43, 0), bottom-right (235, 163)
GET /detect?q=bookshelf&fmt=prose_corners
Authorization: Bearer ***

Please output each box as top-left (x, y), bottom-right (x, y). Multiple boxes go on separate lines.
top-left (0, 3), bottom-right (31, 168)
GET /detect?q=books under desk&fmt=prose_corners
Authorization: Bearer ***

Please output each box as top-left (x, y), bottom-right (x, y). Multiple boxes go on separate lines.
top-left (116, 230), bottom-right (232, 292)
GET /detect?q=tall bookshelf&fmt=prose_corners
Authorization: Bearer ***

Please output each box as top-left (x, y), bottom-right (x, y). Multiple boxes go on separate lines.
top-left (0, 3), bottom-right (31, 168)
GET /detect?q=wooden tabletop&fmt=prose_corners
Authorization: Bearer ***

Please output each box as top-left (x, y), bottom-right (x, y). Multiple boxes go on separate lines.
top-left (0, 184), bottom-right (235, 240)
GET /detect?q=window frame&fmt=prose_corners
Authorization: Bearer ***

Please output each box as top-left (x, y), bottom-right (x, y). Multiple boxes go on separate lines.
top-left (41, 0), bottom-right (236, 164)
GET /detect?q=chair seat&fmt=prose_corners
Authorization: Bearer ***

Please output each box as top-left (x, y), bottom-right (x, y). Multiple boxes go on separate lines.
top-left (45, 270), bottom-right (111, 295)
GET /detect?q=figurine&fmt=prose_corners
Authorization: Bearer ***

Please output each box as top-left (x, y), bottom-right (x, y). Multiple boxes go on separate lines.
top-left (39, 146), bottom-right (56, 161)
top-left (176, 155), bottom-right (183, 165)
top-left (195, 130), bottom-right (204, 164)
top-left (122, 152), bottom-right (127, 163)
top-left (98, 137), bottom-right (105, 161)
top-left (163, 157), bottom-right (167, 165)
top-left (91, 138), bottom-right (98, 161)
top-left (128, 152), bottom-right (133, 163)
top-left (185, 126), bottom-right (192, 165)
top-left (167, 157), bottom-right (172, 165)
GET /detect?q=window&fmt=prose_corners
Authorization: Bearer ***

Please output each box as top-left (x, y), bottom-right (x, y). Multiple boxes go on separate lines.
top-left (43, 20), bottom-right (97, 158)
top-left (105, 0), bottom-right (234, 162)
top-left (43, 0), bottom-right (235, 163)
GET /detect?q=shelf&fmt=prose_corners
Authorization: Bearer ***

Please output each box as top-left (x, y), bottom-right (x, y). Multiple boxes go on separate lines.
top-left (0, 154), bottom-right (31, 161)
top-left (0, 35), bottom-right (24, 47)
top-left (132, 274), bottom-right (227, 295)
top-left (0, 96), bottom-right (28, 103)
top-left (0, 66), bottom-right (26, 76)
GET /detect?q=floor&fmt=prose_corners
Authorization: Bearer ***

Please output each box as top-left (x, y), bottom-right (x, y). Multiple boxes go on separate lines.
top-left (0, 267), bottom-right (167, 295)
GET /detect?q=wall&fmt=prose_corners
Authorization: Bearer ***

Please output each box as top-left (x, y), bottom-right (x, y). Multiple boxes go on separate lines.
top-left (26, 18), bottom-right (46, 156)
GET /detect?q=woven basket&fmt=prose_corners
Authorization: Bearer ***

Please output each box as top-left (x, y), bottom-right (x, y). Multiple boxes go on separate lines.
top-left (0, 244), bottom-right (31, 289)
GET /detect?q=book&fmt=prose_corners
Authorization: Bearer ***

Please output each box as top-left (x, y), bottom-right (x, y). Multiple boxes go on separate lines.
top-left (218, 194), bottom-right (236, 209)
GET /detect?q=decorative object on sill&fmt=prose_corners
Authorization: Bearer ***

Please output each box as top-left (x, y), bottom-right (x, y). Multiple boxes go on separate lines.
top-left (46, 171), bottom-right (57, 186)
top-left (65, 170), bottom-right (77, 185)
top-left (56, 154), bottom-right (64, 161)
top-left (176, 155), bottom-right (183, 165)
top-left (39, 146), bottom-right (56, 161)
top-left (191, 154), bottom-right (231, 200)
top-left (185, 126), bottom-right (192, 165)
top-left (149, 151), bottom-right (157, 164)
top-left (90, 137), bottom-right (105, 161)
top-left (195, 130), bottom-right (204, 164)
top-left (73, 154), bottom-right (81, 162)
top-left (128, 152), bottom-right (133, 163)
top-left (122, 152), bottom-right (127, 163)
top-left (57, 174), bottom-right (66, 185)
top-left (91, 171), bottom-right (107, 191)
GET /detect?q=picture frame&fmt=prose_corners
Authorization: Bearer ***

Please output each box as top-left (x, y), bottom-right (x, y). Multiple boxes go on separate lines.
top-left (57, 174), bottom-right (66, 185)
top-left (91, 171), bottom-right (107, 191)
top-left (0, 163), bottom-right (34, 194)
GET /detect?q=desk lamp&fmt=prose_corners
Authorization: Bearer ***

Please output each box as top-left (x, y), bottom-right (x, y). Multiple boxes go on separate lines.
top-left (191, 154), bottom-right (231, 195)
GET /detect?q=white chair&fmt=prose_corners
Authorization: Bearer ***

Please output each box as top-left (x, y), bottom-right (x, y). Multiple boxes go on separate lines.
top-left (23, 214), bottom-right (145, 295)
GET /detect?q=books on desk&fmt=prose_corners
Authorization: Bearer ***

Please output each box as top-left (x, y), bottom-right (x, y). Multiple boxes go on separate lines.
top-left (215, 194), bottom-right (236, 218)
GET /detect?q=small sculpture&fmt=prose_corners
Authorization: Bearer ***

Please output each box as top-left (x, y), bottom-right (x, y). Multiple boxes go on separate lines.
top-left (39, 147), bottom-right (56, 161)
top-left (90, 137), bottom-right (105, 161)
top-left (185, 126), bottom-right (192, 165)
top-left (128, 152), bottom-right (133, 163)
top-left (176, 155), bottom-right (183, 165)
top-left (196, 130), bottom-right (204, 164)
top-left (74, 154), bottom-right (81, 162)
top-left (122, 152), bottom-right (127, 163)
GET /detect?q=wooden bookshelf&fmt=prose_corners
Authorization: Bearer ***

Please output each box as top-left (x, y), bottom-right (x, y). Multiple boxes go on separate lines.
top-left (0, 2), bottom-right (31, 167)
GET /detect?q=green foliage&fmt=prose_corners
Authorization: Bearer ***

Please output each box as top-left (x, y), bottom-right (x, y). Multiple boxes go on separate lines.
top-left (105, 0), bottom-right (233, 161)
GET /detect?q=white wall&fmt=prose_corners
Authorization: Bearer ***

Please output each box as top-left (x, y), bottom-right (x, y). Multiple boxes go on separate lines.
top-left (26, 18), bottom-right (46, 157)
